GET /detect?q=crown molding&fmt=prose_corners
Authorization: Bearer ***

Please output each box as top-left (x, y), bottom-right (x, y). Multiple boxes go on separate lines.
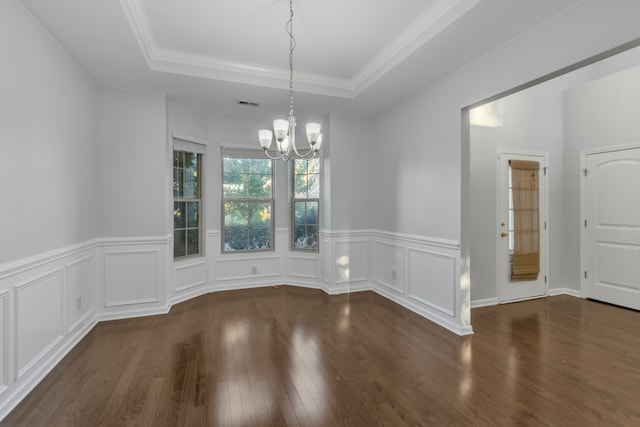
top-left (120, 0), bottom-right (479, 98)
top-left (352, 0), bottom-right (481, 95)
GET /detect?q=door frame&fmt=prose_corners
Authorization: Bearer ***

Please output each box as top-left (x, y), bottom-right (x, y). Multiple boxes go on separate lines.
top-left (579, 141), bottom-right (640, 298)
top-left (496, 149), bottom-right (549, 303)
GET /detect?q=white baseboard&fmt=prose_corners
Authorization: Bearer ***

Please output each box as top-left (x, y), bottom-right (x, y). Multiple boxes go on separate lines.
top-left (471, 297), bottom-right (499, 308)
top-left (471, 288), bottom-right (583, 309)
top-left (371, 284), bottom-right (473, 336)
top-left (548, 287), bottom-right (581, 298)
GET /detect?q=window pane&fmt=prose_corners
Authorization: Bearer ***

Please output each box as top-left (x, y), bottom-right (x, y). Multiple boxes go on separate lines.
top-left (174, 202), bottom-right (186, 229)
top-left (174, 230), bottom-right (186, 257)
top-left (224, 226), bottom-right (248, 251)
top-left (294, 202), bottom-right (306, 225)
top-left (184, 167), bottom-right (199, 198)
top-left (247, 174), bottom-right (272, 198)
top-left (187, 202), bottom-right (199, 228)
top-left (187, 229), bottom-right (199, 255)
top-left (173, 151), bottom-right (183, 168)
top-left (173, 168), bottom-right (183, 197)
top-left (248, 158), bottom-right (271, 174)
top-left (223, 158), bottom-right (248, 174)
top-left (294, 225), bottom-right (318, 250)
top-left (249, 226), bottom-right (271, 250)
top-left (307, 158), bottom-right (319, 174)
top-left (295, 175), bottom-right (308, 198)
top-left (223, 173), bottom-right (246, 198)
top-left (249, 202), bottom-right (271, 225)
top-left (306, 202), bottom-right (318, 224)
top-left (224, 202), bottom-right (248, 226)
top-left (307, 173), bottom-right (320, 198)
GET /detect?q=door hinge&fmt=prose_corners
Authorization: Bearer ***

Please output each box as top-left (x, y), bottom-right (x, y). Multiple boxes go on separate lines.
top-left (584, 219), bottom-right (587, 228)
top-left (585, 271), bottom-right (588, 279)
top-left (543, 167), bottom-right (547, 176)
top-left (544, 221), bottom-right (547, 230)
top-left (544, 276), bottom-right (547, 284)
top-left (583, 168), bottom-right (588, 177)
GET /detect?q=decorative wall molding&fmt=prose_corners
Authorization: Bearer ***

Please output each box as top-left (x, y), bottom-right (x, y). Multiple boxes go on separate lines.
top-left (407, 248), bottom-right (456, 317)
top-left (370, 230), bottom-right (460, 250)
top-left (214, 255), bottom-right (281, 282)
top-left (103, 250), bottom-right (160, 307)
top-left (174, 259), bottom-right (207, 292)
top-left (288, 255), bottom-right (319, 280)
top-left (371, 240), bottom-right (406, 294)
top-left (14, 268), bottom-right (64, 379)
top-left (0, 240), bottom-right (97, 281)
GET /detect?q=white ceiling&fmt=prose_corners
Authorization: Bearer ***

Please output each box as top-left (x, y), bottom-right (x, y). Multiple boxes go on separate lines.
top-left (20, 0), bottom-right (581, 120)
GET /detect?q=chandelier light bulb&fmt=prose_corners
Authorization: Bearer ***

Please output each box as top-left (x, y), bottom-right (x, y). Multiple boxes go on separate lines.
top-left (273, 119), bottom-right (289, 142)
top-left (258, 129), bottom-right (273, 149)
top-left (306, 122), bottom-right (321, 145)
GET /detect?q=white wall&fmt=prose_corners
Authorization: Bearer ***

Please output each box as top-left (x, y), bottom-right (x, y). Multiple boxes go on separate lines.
top-left (325, 115), bottom-right (373, 231)
top-left (97, 88), bottom-right (167, 238)
top-left (0, 0), bottom-right (98, 265)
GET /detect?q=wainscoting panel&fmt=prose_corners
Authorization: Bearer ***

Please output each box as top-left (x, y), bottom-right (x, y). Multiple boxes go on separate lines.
top-left (214, 255), bottom-right (281, 282)
top-left (174, 259), bottom-right (207, 293)
top-left (104, 250), bottom-right (160, 307)
top-left (334, 240), bottom-right (368, 284)
top-left (65, 255), bottom-right (95, 332)
top-left (407, 248), bottom-right (456, 317)
top-left (0, 290), bottom-right (8, 394)
top-left (371, 241), bottom-right (405, 293)
top-left (289, 255), bottom-right (319, 280)
top-left (14, 269), bottom-right (64, 379)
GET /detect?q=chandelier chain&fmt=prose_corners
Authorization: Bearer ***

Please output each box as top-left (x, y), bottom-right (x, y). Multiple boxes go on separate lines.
top-left (287, 0), bottom-right (296, 116)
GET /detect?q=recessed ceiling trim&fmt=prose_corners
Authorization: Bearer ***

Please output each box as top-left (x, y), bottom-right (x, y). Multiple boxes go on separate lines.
top-left (120, 0), bottom-right (480, 98)
top-left (352, 0), bottom-right (481, 95)
top-left (149, 47), bottom-right (355, 98)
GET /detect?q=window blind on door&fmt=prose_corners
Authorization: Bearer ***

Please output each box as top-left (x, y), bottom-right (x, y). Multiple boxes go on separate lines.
top-left (510, 160), bottom-right (540, 281)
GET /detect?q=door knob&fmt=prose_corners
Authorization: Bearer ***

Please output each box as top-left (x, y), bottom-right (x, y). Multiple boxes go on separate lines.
top-left (500, 232), bottom-right (508, 237)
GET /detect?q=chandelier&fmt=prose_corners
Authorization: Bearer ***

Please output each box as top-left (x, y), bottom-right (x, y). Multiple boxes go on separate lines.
top-left (258, 0), bottom-right (322, 161)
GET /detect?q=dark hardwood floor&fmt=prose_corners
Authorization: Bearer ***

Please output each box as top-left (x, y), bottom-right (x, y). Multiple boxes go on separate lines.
top-left (2, 286), bottom-right (639, 426)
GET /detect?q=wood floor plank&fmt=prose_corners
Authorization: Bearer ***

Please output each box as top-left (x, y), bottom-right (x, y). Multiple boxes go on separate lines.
top-left (2, 289), bottom-right (640, 426)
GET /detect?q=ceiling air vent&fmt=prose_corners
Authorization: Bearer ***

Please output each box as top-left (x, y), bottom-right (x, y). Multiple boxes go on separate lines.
top-left (237, 100), bottom-right (260, 107)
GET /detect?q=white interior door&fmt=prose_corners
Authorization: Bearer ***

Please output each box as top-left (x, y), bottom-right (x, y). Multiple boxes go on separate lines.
top-left (585, 147), bottom-right (640, 310)
top-left (497, 152), bottom-right (548, 302)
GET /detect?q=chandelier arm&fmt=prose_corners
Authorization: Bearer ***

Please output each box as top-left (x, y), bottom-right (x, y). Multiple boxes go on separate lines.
top-left (262, 149), bottom-right (286, 161)
top-left (291, 144), bottom-right (317, 159)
